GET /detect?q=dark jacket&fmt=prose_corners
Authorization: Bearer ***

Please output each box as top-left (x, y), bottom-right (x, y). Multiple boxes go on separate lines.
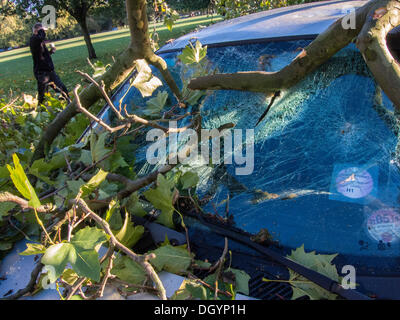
top-left (29, 31), bottom-right (54, 74)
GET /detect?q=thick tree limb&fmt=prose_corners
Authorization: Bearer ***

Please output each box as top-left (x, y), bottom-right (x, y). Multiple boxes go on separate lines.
top-left (357, 0), bottom-right (400, 109)
top-left (188, 0), bottom-right (376, 94)
top-left (126, 0), bottom-right (182, 101)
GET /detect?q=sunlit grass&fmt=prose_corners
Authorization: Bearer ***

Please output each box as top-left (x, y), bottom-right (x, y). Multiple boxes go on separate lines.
top-left (0, 14), bottom-right (222, 96)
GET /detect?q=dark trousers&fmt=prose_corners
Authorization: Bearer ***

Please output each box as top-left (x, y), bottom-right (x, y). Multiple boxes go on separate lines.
top-left (35, 70), bottom-right (70, 104)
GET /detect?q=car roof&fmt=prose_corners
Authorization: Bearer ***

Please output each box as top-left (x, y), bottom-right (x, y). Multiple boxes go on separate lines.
top-left (158, 0), bottom-right (368, 53)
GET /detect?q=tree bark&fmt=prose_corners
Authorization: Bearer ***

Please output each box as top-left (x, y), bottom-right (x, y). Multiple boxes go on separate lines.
top-left (126, 0), bottom-right (183, 101)
top-left (356, 0), bottom-right (400, 109)
top-left (78, 17), bottom-right (97, 60)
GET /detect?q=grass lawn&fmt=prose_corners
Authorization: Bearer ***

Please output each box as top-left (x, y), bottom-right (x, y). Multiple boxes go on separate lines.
top-left (0, 14), bottom-right (222, 97)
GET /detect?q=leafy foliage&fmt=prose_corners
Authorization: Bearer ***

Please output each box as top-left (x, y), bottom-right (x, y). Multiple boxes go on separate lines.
top-left (279, 244), bottom-right (339, 300)
top-left (144, 91), bottom-right (169, 116)
top-left (178, 40), bottom-right (208, 65)
top-left (111, 255), bottom-right (147, 285)
top-left (144, 174), bottom-right (177, 229)
top-left (19, 242), bottom-right (46, 256)
top-left (115, 211), bottom-right (144, 248)
top-left (42, 227), bottom-right (107, 282)
top-left (150, 242), bottom-right (193, 274)
top-left (0, 18), bottom-right (256, 300)
top-left (7, 153), bottom-right (41, 209)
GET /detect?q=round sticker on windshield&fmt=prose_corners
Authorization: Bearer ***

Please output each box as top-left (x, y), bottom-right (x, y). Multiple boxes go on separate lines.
top-left (336, 167), bottom-right (373, 199)
top-left (367, 209), bottom-right (400, 243)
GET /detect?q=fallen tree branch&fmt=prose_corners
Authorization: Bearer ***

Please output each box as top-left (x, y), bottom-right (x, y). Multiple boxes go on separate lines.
top-left (188, 0), bottom-right (376, 94)
top-left (74, 198), bottom-right (167, 300)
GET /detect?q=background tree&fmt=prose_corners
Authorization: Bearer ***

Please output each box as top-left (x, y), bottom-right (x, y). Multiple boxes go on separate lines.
top-left (10, 0), bottom-right (109, 59)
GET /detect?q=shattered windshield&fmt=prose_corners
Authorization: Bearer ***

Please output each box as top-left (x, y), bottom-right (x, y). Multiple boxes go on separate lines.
top-left (92, 39), bottom-right (400, 276)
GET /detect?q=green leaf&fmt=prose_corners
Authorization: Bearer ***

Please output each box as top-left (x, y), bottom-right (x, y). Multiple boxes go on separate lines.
top-left (62, 269), bottom-right (79, 286)
top-left (193, 259), bottom-right (212, 269)
top-left (112, 255), bottom-right (147, 285)
top-left (150, 244), bottom-right (192, 274)
top-left (98, 182), bottom-right (119, 200)
top-left (70, 226), bottom-right (108, 250)
top-left (80, 169), bottom-right (109, 198)
top-left (91, 132), bottom-right (110, 164)
top-left (105, 200), bottom-right (123, 230)
top-left (30, 154), bottom-right (66, 173)
top-left (227, 268), bottom-right (251, 296)
top-left (286, 245), bottom-right (339, 300)
top-left (184, 88), bottom-right (206, 106)
top-left (7, 153), bottom-right (41, 209)
top-left (124, 192), bottom-right (147, 218)
top-left (19, 243), bottom-right (46, 256)
top-left (78, 150), bottom-right (92, 166)
top-left (144, 91), bottom-right (169, 116)
top-left (132, 60), bottom-right (163, 97)
top-left (105, 199), bottom-right (119, 222)
top-left (102, 151), bottom-right (129, 172)
top-left (178, 40), bottom-right (207, 65)
top-left (0, 166), bottom-right (9, 179)
top-left (164, 10), bottom-right (179, 31)
top-left (67, 179), bottom-right (86, 196)
top-left (0, 202), bottom-right (16, 219)
top-left (172, 279), bottom-right (208, 300)
top-left (143, 174), bottom-right (175, 228)
top-left (41, 227), bottom-right (107, 282)
top-left (115, 211), bottom-right (144, 248)
top-left (91, 60), bottom-right (111, 78)
top-left (180, 171), bottom-right (199, 189)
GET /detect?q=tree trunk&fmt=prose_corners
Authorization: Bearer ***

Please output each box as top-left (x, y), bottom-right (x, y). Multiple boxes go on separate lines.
top-left (78, 17), bottom-right (97, 60)
top-left (126, 0), bottom-right (183, 101)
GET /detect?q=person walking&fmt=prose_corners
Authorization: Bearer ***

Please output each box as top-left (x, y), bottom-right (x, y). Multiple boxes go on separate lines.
top-left (29, 23), bottom-right (70, 105)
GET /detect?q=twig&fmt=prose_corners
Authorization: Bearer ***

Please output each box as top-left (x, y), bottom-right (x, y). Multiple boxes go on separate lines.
top-left (74, 198), bottom-right (167, 300)
top-left (187, 273), bottom-right (232, 298)
top-left (213, 237), bottom-right (228, 300)
top-left (76, 71), bottom-right (124, 121)
top-left (73, 86), bottom-right (129, 134)
top-left (66, 277), bottom-right (87, 300)
top-left (109, 278), bottom-right (159, 293)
